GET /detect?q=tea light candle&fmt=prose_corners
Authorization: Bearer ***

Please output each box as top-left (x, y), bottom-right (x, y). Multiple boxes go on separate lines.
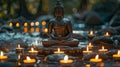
top-left (88, 30), bottom-right (94, 37)
top-left (88, 42), bottom-right (93, 49)
top-left (35, 21), bottom-right (39, 26)
top-left (16, 44), bottom-right (23, 50)
top-left (60, 55), bottom-right (73, 64)
top-left (9, 22), bottom-right (13, 27)
top-left (24, 22), bottom-right (28, 27)
top-left (23, 56), bottom-right (36, 64)
top-left (90, 54), bottom-right (102, 63)
top-left (98, 46), bottom-right (108, 52)
top-left (0, 51), bottom-right (8, 60)
top-left (42, 21), bottom-right (46, 26)
top-left (24, 27), bottom-right (28, 33)
top-left (16, 22), bottom-right (20, 27)
top-left (113, 50), bottom-right (120, 58)
top-left (54, 48), bottom-right (64, 54)
top-left (104, 32), bottom-right (110, 37)
top-left (30, 27), bottom-right (34, 33)
top-left (83, 46), bottom-right (92, 54)
top-left (35, 28), bottom-right (40, 32)
top-left (28, 48), bottom-right (38, 55)
top-left (43, 28), bottom-right (48, 33)
top-left (30, 22), bottom-right (34, 27)
top-left (16, 44), bottom-right (24, 54)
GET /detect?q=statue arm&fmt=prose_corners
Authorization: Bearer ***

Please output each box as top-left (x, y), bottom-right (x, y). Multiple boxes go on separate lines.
top-left (66, 21), bottom-right (73, 37)
top-left (48, 22), bottom-right (54, 37)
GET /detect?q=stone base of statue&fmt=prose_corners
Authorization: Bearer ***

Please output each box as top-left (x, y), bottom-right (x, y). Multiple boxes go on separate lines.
top-left (42, 38), bottom-right (79, 47)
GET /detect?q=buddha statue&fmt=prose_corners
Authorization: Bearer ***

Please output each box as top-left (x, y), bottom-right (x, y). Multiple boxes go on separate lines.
top-left (42, 0), bottom-right (79, 47)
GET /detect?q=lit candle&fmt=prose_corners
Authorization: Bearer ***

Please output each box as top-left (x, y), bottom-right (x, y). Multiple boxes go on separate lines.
top-left (35, 21), bottom-right (39, 26)
top-left (113, 50), bottom-right (120, 58)
top-left (28, 48), bottom-right (38, 55)
top-left (60, 55), bottom-right (73, 64)
top-left (16, 44), bottom-right (24, 54)
top-left (104, 32), bottom-right (110, 37)
top-left (16, 22), bottom-right (20, 27)
top-left (83, 46), bottom-right (92, 54)
top-left (0, 51), bottom-right (8, 60)
top-left (54, 48), bottom-right (64, 54)
top-left (23, 56), bottom-right (36, 64)
top-left (24, 22), bottom-right (28, 27)
top-left (90, 54), bottom-right (102, 63)
top-left (24, 27), bottom-right (28, 33)
top-left (88, 30), bottom-right (94, 37)
top-left (88, 42), bottom-right (93, 49)
top-left (44, 28), bottom-right (48, 33)
top-left (16, 44), bottom-right (23, 50)
top-left (35, 28), bottom-right (40, 32)
top-left (30, 27), bottom-right (34, 33)
top-left (30, 22), bottom-right (34, 27)
top-left (98, 46), bottom-right (108, 52)
top-left (9, 22), bottom-right (13, 27)
top-left (42, 21), bottom-right (46, 26)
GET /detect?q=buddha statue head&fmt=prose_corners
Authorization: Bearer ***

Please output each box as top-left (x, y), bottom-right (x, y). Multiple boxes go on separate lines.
top-left (54, 0), bottom-right (64, 21)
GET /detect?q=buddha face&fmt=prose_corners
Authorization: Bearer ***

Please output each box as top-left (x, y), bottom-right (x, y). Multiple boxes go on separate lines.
top-left (54, 7), bottom-right (64, 21)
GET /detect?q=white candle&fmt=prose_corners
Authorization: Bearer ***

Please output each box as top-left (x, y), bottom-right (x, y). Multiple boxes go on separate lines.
top-left (98, 46), bottom-right (108, 52)
top-left (83, 46), bottom-right (92, 54)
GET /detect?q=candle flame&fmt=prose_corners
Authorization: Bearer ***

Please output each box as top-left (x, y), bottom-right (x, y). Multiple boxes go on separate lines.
top-left (9, 22), bottom-right (13, 27)
top-left (105, 32), bottom-right (110, 36)
top-left (0, 51), bottom-right (3, 56)
top-left (118, 50), bottom-right (120, 55)
top-left (102, 46), bottom-right (104, 50)
top-left (88, 42), bottom-right (92, 46)
top-left (35, 21), bottom-right (39, 26)
top-left (31, 48), bottom-right (34, 52)
top-left (18, 55), bottom-right (20, 60)
top-left (31, 22), bottom-right (34, 26)
top-left (42, 21), bottom-right (46, 25)
top-left (90, 30), bottom-right (93, 35)
top-left (26, 56), bottom-right (31, 61)
top-left (24, 22), bottom-right (28, 27)
top-left (44, 28), bottom-right (48, 33)
top-left (16, 23), bottom-right (20, 27)
top-left (64, 55), bottom-right (68, 61)
top-left (18, 44), bottom-right (20, 48)
top-left (58, 48), bottom-right (60, 52)
top-left (95, 55), bottom-right (99, 59)
top-left (86, 46), bottom-right (89, 51)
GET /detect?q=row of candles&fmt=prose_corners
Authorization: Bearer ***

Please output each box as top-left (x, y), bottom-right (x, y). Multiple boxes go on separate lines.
top-left (0, 44), bottom-right (120, 64)
top-left (88, 30), bottom-right (110, 37)
top-left (9, 21), bottom-right (48, 33)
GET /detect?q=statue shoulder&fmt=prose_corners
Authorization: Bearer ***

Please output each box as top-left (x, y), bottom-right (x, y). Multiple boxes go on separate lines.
top-left (49, 18), bottom-right (56, 23)
top-left (63, 18), bottom-right (71, 24)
